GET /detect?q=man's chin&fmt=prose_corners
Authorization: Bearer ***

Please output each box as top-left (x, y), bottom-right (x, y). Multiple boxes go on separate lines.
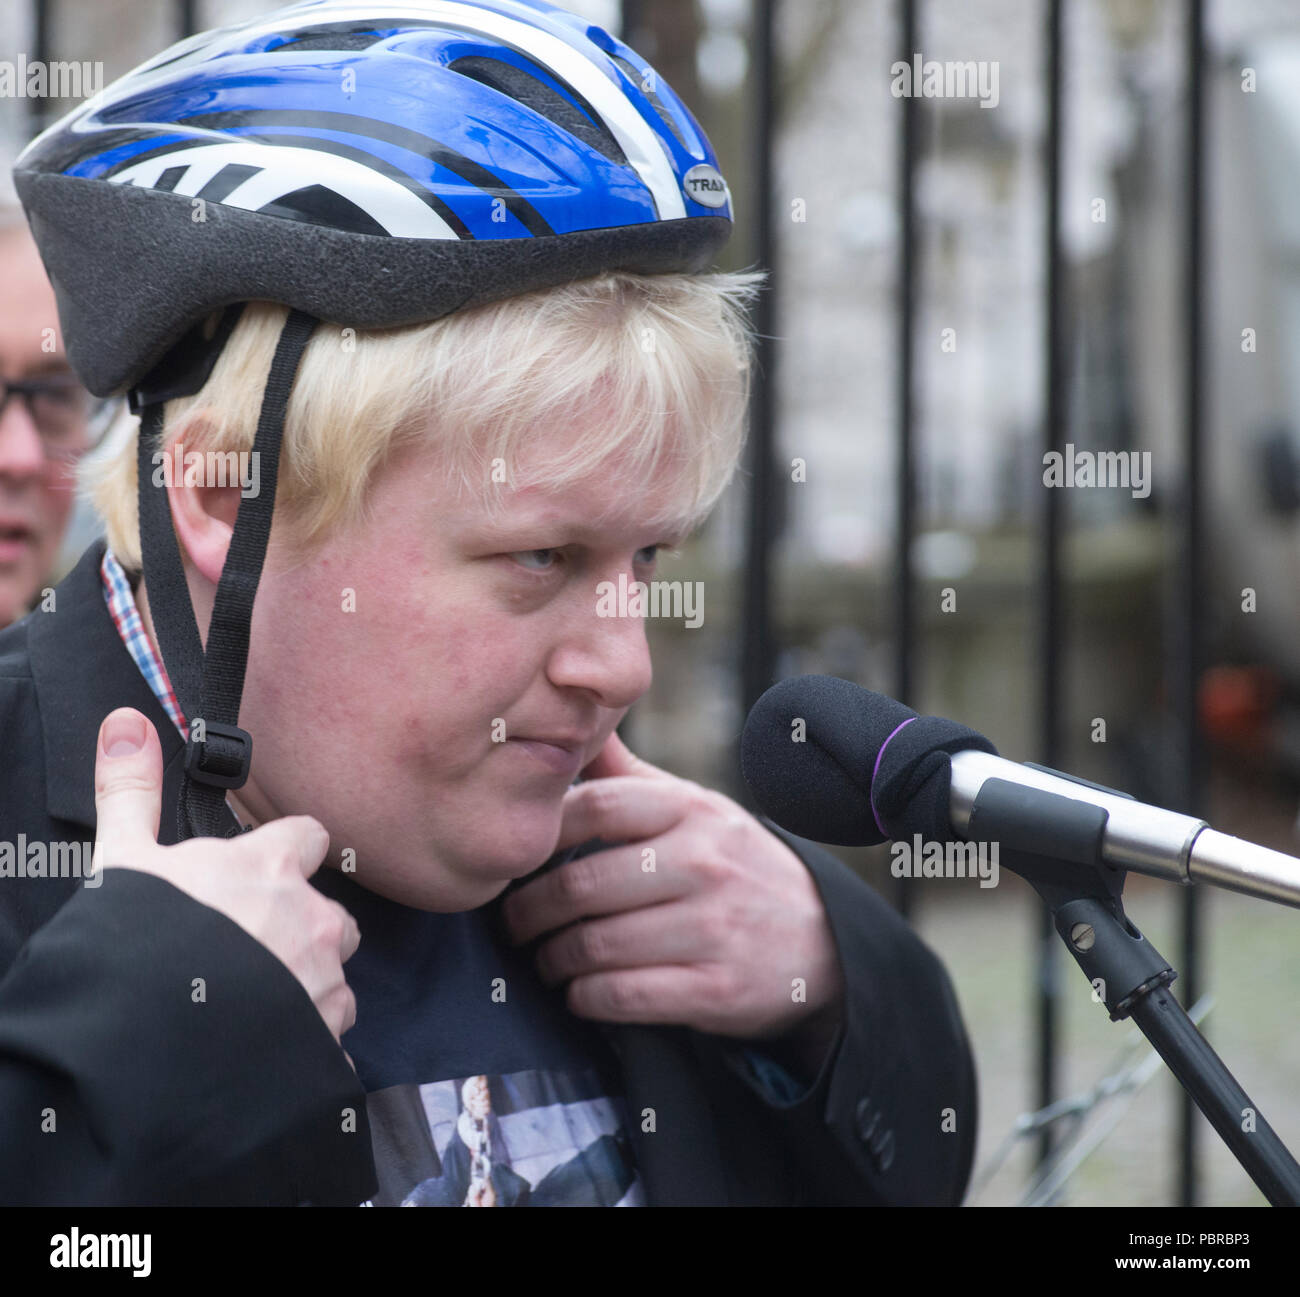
top-left (480, 803), bottom-right (567, 873)
top-left (386, 839), bottom-right (562, 913)
top-left (340, 863), bottom-right (514, 915)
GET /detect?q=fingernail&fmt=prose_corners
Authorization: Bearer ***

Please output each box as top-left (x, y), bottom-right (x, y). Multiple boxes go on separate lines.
top-left (102, 710), bottom-right (147, 758)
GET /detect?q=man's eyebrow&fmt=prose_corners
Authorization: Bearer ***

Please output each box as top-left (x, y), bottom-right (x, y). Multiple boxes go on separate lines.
top-left (17, 355), bottom-right (75, 378)
top-left (473, 518), bottom-right (695, 547)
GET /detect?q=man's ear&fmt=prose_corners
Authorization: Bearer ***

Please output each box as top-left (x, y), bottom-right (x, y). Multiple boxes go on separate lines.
top-left (162, 410), bottom-right (243, 587)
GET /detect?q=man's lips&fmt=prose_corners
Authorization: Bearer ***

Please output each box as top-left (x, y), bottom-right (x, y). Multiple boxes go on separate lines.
top-left (0, 521), bottom-right (37, 562)
top-left (506, 734), bottom-right (594, 776)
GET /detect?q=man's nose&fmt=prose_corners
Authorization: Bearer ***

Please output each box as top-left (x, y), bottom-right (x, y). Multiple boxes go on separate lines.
top-left (548, 595), bottom-right (654, 709)
top-left (0, 393), bottom-right (49, 480)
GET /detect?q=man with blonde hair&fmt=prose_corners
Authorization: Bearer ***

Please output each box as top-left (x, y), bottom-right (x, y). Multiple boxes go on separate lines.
top-left (0, 0), bottom-right (976, 1207)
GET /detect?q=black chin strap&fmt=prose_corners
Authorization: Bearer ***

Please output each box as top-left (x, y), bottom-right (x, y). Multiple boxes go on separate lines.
top-left (134, 309), bottom-right (319, 841)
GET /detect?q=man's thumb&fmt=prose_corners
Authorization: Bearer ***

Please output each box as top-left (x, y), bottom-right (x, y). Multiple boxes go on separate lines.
top-left (94, 708), bottom-right (164, 858)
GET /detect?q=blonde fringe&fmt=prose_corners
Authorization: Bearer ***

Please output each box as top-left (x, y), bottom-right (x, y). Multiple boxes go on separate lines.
top-left (84, 269), bottom-right (766, 571)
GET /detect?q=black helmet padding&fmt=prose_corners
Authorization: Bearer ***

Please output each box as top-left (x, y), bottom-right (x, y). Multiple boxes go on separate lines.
top-left (14, 170), bottom-right (733, 398)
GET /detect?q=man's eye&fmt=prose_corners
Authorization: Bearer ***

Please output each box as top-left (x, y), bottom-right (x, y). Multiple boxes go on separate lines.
top-left (635, 545), bottom-right (662, 566)
top-left (511, 548), bottom-right (560, 572)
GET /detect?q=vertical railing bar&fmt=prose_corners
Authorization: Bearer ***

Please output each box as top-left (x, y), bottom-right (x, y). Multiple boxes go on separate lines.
top-left (1037, 0), bottom-right (1065, 1178)
top-left (1177, 0), bottom-right (1207, 1211)
top-left (894, 0), bottom-right (918, 918)
top-left (740, 0), bottom-right (778, 720)
top-left (29, 0), bottom-right (50, 140)
top-left (618, 0), bottom-right (646, 754)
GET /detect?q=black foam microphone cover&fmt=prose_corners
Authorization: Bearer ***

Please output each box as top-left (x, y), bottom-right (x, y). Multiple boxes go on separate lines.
top-left (741, 675), bottom-right (910, 845)
top-left (741, 674), bottom-right (998, 847)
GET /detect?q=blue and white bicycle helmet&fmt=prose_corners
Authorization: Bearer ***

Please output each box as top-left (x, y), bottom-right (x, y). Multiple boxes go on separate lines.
top-left (12, 0), bottom-right (736, 840)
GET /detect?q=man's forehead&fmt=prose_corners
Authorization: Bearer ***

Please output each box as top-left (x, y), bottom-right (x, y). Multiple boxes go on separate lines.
top-left (0, 231), bottom-right (65, 367)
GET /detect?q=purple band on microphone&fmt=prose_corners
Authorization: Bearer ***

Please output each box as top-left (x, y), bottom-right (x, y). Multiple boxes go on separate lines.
top-left (869, 716), bottom-right (917, 837)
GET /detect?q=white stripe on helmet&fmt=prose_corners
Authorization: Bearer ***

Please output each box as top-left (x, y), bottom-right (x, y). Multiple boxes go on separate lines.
top-left (108, 140), bottom-right (461, 238)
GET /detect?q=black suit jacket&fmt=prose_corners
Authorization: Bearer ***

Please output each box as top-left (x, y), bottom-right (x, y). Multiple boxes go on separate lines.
top-left (0, 540), bottom-right (977, 1205)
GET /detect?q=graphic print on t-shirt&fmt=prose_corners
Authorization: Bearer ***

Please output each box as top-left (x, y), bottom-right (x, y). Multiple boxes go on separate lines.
top-left (362, 1066), bottom-right (645, 1206)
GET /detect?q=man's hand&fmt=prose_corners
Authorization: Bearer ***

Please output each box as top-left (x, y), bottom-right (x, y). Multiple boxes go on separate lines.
top-left (500, 731), bottom-right (846, 1058)
top-left (92, 707), bottom-right (360, 1049)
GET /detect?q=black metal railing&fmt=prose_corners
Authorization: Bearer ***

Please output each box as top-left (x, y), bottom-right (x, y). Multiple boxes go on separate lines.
top-left (731, 0), bottom-right (1211, 1206)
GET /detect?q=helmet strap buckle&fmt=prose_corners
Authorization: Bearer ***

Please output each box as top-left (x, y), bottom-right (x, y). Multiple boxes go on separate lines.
top-left (184, 721), bottom-right (253, 790)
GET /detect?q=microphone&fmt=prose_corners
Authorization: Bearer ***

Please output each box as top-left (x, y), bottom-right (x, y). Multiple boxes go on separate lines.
top-left (740, 674), bottom-right (1300, 909)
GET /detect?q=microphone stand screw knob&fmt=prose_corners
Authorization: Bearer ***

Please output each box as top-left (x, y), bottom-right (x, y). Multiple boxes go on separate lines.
top-left (1069, 923), bottom-right (1096, 952)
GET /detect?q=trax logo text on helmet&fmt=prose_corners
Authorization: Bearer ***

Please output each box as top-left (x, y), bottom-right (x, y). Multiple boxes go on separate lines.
top-left (682, 164), bottom-right (730, 209)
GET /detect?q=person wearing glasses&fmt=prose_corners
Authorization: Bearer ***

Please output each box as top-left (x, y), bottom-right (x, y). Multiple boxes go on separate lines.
top-left (0, 207), bottom-right (106, 627)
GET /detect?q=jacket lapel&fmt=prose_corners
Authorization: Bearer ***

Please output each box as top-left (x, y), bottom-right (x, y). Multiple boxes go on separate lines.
top-left (504, 842), bottom-right (732, 1206)
top-left (604, 1023), bottom-right (730, 1206)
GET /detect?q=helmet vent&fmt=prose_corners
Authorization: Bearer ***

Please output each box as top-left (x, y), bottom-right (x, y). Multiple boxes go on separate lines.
top-left (449, 54), bottom-right (628, 168)
top-left (272, 23), bottom-right (391, 53)
top-left (608, 54), bottom-right (687, 151)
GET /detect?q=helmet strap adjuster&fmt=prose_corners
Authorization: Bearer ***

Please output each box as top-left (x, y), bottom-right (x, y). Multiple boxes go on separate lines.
top-left (184, 721), bottom-right (253, 790)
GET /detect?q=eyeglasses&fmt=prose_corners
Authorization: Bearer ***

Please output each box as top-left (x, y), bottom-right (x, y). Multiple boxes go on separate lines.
top-left (0, 372), bottom-right (117, 460)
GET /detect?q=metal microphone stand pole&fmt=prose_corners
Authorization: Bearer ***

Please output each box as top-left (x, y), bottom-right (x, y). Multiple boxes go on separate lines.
top-left (968, 778), bottom-right (1300, 1206)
